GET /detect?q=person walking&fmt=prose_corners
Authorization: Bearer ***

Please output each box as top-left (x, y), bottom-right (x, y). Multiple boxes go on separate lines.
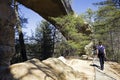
top-left (97, 41), bottom-right (106, 70)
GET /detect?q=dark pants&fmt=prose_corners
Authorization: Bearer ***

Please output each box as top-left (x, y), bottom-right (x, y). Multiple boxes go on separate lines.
top-left (98, 54), bottom-right (105, 70)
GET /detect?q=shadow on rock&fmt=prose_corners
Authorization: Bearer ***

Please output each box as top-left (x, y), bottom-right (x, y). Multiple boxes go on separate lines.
top-left (90, 64), bottom-right (101, 69)
top-left (0, 67), bottom-right (14, 80)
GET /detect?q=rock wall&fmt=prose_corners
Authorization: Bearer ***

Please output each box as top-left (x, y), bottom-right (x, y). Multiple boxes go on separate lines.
top-left (84, 41), bottom-right (93, 55)
top-left (0, 0), bottom-right (16, 69)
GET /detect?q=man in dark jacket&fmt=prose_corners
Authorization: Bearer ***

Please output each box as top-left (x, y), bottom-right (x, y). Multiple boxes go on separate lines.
top-left (97, 41), bottom-right (106, 70)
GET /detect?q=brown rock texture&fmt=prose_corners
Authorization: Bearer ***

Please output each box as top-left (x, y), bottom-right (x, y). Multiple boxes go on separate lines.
top-left (0, 0), bottom-right (16, 68)
top-left (8, 58), bottom-right (94, 80)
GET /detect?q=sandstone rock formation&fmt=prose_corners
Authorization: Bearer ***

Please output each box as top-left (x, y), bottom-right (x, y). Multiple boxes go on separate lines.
top-left (0, 58), bottom-right (94, 80)
top-left (0, 0), bottom-right (16, 67)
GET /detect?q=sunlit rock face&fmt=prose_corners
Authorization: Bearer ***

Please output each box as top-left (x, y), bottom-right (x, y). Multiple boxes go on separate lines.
top-left (0, 0), bottom-right (16, 67)
top-left (84, 42), bottom-right (93, 55)
top-left (10, 59), bottom-right (58, 80)
top-left (8, 58), bottom-right (89, 80)
top-left (10, 58), bottom-right (76, 80)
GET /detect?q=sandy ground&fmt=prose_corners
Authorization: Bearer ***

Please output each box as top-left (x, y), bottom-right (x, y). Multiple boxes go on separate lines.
top-left (67, 59), bottom-right (95, 80)
top-left (58, 57), bottom-right (95, 80)
top-left (105, 61), bottom-right (120, 80)
top-left (93, 57), bottom-right (120, 80)
top-left (4, 57), bottom-right (120, 80)
top-left (59, 57), bottom-right (120, 80)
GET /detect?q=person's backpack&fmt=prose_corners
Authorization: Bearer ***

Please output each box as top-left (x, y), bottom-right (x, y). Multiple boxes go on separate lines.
top-left (98, 46), bottom-right (104, 55)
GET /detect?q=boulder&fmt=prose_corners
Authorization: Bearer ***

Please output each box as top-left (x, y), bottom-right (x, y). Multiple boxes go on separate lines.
top-left (10, 59), bottom-right (58, 80)
top-left (0, 58), bottom-right (94, 80)
top-left (81, 55), bottom-right (88, 60)
top-left (43, 58), bottom-right (76, 80)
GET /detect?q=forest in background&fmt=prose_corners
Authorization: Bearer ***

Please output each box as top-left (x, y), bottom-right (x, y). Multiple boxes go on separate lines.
top-left (11, 0), bottom-right (120, 63)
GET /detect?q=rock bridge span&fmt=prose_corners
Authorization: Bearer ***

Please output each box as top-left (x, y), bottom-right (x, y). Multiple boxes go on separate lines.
top-left (0, 0), bottom-right (73, 75)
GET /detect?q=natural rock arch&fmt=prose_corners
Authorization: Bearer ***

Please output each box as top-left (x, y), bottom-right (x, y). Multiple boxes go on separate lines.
top-left (0, 0), bottom-right (72, 74)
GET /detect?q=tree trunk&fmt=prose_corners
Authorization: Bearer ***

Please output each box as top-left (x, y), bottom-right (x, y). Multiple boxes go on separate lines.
top-left (14, 1), bottom-right (27, 61)
top-left (19, 32), bottom-right (27, 61)
top-left (109, 31), bottom-right (114, 60)
top-left (0, 0), bottom-right (16, 79)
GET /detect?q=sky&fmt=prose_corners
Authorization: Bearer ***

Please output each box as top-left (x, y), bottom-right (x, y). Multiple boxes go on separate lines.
top-left (19, 0), bottom-right (101, 36)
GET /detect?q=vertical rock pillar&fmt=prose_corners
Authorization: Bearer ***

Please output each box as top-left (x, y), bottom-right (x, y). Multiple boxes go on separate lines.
top-left (0, 0), bottom-right (16, 68)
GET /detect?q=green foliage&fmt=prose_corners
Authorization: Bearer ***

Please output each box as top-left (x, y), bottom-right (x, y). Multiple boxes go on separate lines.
top-left (94, 0), bottom-right (120, 62)
top-left (82, 8), bottom-right (95, 24)
top-left (36, 21), bottom-right (54, 60)
top-left (94, 0), bottom-right (120, 28)
top-left (94, 0), bottom-right (120, 36)
top-left (52, 14), bottom-right (92, 56)
top-left (25, 21), bottom-right (55, 60)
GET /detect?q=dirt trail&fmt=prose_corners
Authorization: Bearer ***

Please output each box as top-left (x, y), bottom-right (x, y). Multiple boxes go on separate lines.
top-left (67, 59), bottom-right (95, 80)
top-left (59, 57), bottom-right (120, 80)
top-left (93, 58), bottom-right (120, 80)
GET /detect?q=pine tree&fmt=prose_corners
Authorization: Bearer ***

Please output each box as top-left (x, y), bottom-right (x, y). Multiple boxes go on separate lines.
top-left (52, 14), bottom-right (92, 56)
top-left (35, 21), bottom-right (55, 60)
top-left (94, 0), bottom-right (120, 62)
top-left (14, 1), bottom-right (27, 61)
